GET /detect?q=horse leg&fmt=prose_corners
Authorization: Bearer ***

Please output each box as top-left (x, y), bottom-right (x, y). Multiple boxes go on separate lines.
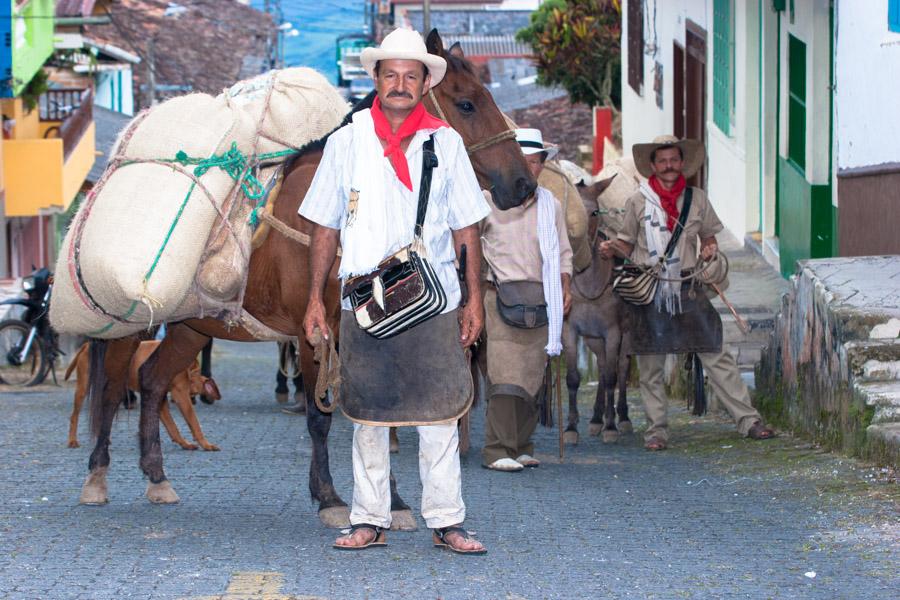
top-left (80, 337), bottom-right (139, 505)
top-left (562, 324), bottom-right (580, 445)
top-left (137, 323), bottom-right (209, 504)
top-left (199, 339), bottom-right (215, 404)
top-left (275, 342), bottom-right (289, 404)
top-left (389, 470), bottom-right (417, 531)
top-left (600, 334), bottom-right (620, 444)
top-left (617, 347), bottom-right (633, 434)
top-left (298, 340), bottom-right (349, 528)
top-left (585, 338), bottom-right (606, 437)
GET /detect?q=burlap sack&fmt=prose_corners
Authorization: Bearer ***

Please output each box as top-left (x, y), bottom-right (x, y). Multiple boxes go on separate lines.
top-left (51, 70), bottom-right (348, 338)
top-left (224, 68), bottom-right (349, 155)
top-left (539, 161), bottom-right (591, 272)
top-left (594, 157), bottom-right (643, 236)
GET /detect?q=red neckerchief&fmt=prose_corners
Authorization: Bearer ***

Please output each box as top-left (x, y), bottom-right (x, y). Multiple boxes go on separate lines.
top-left (649, 174), bottom-right (687, 232)
top-left (371, 96), bottom-right (447, 191)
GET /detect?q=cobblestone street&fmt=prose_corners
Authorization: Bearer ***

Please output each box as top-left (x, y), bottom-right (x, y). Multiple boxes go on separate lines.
top-left (0, 340), bottom-right (897, 600)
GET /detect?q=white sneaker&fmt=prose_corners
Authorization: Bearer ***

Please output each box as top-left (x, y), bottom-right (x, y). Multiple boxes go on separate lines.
top-left (485, 458), bottom-right (524, 472)
top-left (515, 454), bottom-right (540, 468)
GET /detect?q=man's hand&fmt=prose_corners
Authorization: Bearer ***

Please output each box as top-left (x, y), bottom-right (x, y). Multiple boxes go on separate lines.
top-left (458, 301), bottom-right (483, 348)
top-left (699, 237), bottom-right (718, 261)
top-left (303, 298), bottom-right (330, 343)
top-left (599, 239), bottom-right (633, 260)
top-left (561, 273), bottom-right (572, 317)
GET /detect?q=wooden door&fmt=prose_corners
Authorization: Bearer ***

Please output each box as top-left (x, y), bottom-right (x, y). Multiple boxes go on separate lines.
top-left (673, 42), bottom-right (685, 139)
top-left (685, 21), bottom-right (707, 189)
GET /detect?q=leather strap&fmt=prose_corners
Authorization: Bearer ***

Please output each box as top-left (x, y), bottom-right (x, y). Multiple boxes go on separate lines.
top-left (414, 135), bottom-right (437, 239)
top-left (662, 187), bottom-right (693, 260)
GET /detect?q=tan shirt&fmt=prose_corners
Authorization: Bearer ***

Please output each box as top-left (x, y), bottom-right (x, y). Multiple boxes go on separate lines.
top-left (481, 186), bottom-right (574, 283)
top-left (617, 186), bottom-right (723, 271)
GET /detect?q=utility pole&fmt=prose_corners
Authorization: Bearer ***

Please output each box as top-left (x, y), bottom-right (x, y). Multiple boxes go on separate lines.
top-left (423, 0), bottom-right (431, 34)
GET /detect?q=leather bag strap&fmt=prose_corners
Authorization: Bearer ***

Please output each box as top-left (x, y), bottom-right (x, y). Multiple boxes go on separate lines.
top-left (414, 134), bottom-right (438, 239)
top-left (662, 187), bottom-right (693, 260)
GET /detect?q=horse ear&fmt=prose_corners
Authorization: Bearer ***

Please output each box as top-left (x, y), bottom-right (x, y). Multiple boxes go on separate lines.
top-left (449, 41), bottom-right (465, 58)
top-left (592, 173), bottom-right (617, 197)
top-left (425, 28), bottom-right (443, 56)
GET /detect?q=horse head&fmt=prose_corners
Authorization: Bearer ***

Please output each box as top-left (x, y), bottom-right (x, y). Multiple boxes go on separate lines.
top-left (424, 30), bottom-right (535, 210)
top-left (573, 174), bottom-right (618, 299)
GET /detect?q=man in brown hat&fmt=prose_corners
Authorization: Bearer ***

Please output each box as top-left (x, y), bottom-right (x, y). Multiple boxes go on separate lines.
top-left (600, 135), bottom-right (775, 450)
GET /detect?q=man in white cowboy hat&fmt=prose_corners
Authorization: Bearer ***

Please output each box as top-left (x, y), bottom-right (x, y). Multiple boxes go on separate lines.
top-left (480, 128), bottom-right (573, 471)
top-left (300, 27), bottom-right (489, 553)
top-left (599, 135), bottom-right (775, 450)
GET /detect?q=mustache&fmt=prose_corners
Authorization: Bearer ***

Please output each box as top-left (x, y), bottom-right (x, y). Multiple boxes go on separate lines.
top-left (387, 91), bottom-right (413, 99)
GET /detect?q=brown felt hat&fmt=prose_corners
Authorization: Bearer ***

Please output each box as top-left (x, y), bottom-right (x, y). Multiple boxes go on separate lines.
top-left (632, 135), bottom-right (705, 178)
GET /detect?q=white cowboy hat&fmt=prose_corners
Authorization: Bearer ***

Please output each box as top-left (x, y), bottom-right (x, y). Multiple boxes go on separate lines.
top-left (515, 128), bottom-right (559, 160)
top-left (360, 28), bottom-right (447, 86)
top-left (632, 134), bottom-right (705, 178)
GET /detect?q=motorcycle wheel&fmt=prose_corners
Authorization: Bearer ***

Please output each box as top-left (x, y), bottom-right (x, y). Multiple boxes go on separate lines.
top-left (0, 319), bottom-right (47, 386)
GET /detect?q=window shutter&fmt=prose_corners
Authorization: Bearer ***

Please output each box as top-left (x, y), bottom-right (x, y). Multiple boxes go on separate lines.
top-left (712, 0), bottom-right (733, 136)
top-left (627, 0), bottom-right (644, 95)
top-left (787, 35), bottom-right (807, 169)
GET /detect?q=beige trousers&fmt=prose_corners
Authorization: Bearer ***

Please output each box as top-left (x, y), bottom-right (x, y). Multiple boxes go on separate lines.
top-left (349, 423), bottom-right (466, 530)
top-left (637, 349), bottom-right (762, 442)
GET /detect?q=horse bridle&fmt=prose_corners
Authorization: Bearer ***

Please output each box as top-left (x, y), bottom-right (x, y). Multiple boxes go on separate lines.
top-left (426, 89), bottom-right (517, 155)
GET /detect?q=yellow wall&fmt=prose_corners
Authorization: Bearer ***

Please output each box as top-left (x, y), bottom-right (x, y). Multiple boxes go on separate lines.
top-left (2, 137), bottom-right (64, 216)
top-left (0, 98), bottom-right (41, 141)
top-left (61, 122), bottom-right (95, 209)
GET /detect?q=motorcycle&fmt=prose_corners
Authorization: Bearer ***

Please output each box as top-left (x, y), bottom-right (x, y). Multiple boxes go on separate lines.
top-left (0, 267), bottom-right (62, 386)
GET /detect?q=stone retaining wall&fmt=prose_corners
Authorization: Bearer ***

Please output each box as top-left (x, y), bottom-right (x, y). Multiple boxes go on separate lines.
top-left (756, 256), bottom-right (900, 466)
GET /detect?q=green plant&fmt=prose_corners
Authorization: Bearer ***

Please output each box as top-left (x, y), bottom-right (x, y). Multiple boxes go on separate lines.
top-left (20, 68), bottom-right (50, 113)
top-left (516, 0), bottom-right (622, 109)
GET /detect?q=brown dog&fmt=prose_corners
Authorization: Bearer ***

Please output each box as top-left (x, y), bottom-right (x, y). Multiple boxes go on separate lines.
top-left (66, 340), bottom-right (222, 451)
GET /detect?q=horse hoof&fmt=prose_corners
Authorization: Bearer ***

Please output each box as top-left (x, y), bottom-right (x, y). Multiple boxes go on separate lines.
top-left (389, 439), bottom-right (400, 454)
top-left (68, 440), bottom-right (80, 449)
top-left (588, 423), bottom-right (604, 437)
top-left (79, 467), bottom-right (108, 505)
top-left (146, 481), bottom-right (180, 504)
top-left (618, 421), bottom-right (634, 434)
top-left (275, 392), bottom-right (289, 404)
top-left (602, 430), bottom-right (619, 444)
top-left (563, 430), bottom-right (579, 445)
top-left (390, 509), bottom-right (418, 531)
top-left (318, 505), bottom-right (351, 529)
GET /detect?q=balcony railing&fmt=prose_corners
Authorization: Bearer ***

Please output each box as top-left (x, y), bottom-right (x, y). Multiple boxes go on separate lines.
top-left (39, 88), bottom-right (94, 159)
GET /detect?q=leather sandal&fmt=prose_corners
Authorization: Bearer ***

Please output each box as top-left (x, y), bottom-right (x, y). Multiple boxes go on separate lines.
top-left (432, 526), bottom-right (487, 555)
top-left (333, 523), bottom-right (387, 551)
top-left (747, 422), bottom-right (776, 440)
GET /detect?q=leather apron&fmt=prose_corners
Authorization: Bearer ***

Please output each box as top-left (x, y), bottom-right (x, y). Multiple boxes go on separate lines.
top-left (629, 283), bottom-right (723, 355)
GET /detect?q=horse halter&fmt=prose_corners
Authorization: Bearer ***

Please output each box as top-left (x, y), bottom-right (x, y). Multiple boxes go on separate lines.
top-left (426, 89), bottom-right (517, 155)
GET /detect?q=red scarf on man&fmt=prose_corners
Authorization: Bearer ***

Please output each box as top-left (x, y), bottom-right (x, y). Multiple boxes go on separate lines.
top-left (370, 96), bottom-right (447, 191)
top-left (648, 174), bottom-right (687, 232)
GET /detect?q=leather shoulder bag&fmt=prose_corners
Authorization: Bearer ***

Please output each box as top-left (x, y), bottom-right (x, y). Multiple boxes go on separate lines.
top-left (613, 188), bottom-right (693, 306)
top-left (495, 280), bottom-right (548, 329)
top-left (342, 135), bottom-right (447, 339)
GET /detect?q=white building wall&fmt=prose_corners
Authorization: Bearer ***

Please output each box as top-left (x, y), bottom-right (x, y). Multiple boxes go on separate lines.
top-left (94, 68), bottom-right (135, 116)
top-left (835, 0), bottom-right (900, 171)
top-left (622, 0), bottom-right (758, 239)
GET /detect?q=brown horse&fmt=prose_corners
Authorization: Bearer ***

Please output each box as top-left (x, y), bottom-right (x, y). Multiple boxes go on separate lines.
top-left (78, 31), bottom-right (536, 529)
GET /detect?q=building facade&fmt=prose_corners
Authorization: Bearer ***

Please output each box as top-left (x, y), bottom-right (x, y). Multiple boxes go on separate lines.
top-left (621, 0), bottom-right (899, 276)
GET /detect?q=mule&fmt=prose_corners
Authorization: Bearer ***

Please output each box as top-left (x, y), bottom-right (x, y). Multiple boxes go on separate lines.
top-left (78, 31), bottom-right (536, 529)
top-left (561, 176), bottom-right (633, 445)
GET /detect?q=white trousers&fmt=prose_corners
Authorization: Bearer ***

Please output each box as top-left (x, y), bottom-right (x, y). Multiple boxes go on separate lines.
top-left (350, 423), bottom-right (466, 530)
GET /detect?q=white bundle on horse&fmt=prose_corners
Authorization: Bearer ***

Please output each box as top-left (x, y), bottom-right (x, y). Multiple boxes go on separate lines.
top-left (594, 157), bottom-right (643, 236)
top-left (51, 68), bottom-right (348, 339)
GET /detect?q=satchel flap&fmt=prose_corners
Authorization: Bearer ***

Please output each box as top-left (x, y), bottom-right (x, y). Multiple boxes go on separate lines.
top-left (342, 248), bottom-right (411, 298)
top-left (496, 281), bottom-right (546, 307)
